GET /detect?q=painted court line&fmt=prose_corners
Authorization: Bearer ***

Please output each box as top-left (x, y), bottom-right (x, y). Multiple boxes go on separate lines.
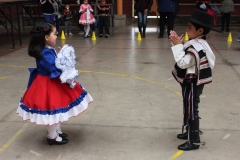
top-left (171, 150), bottom-right (184, 159)
top-left (1, 67), bottom-right (183, 159)
top-left (0, 124), bottom-right (28, 152)
top-left (223, 134), bottom-right (231, 139)
top-left (0, 76), bottom-right (9, 80)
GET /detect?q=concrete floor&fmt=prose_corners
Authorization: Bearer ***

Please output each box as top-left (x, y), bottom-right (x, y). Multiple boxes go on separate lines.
top-left (0, 22), bottom-right (240, 160)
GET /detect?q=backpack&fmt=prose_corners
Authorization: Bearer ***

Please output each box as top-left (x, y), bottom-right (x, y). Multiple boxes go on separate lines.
top-left (206, 7), bottom-right (217, 26)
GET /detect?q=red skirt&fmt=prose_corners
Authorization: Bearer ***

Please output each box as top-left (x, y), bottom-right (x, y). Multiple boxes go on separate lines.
top-left (17, 74), bottom-right (93, 125)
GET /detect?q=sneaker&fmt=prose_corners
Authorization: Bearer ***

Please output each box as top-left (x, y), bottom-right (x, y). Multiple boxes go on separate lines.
top-left (99, 34), bottom-right (103, 38)
top-left (65, 33), bottom-right (68, 36)
top-left (105, 34), bottom-right (109, 38)
top-left (87, 35), bottom-right (91, 37)
top-left (69, 32), bottom-right (73, 35)
top-left (78, 31), bottom-right (84, 35)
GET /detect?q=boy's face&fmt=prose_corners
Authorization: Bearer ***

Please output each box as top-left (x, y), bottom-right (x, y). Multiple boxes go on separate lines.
top-left (66, 5), bottom-right (70, 9)
top-left (186, 22), bottom-right (204, 39)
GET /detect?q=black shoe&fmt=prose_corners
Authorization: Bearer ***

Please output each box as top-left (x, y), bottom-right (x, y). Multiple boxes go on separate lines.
top-left (59, 133), bottom-right (68, 138)
top-left (87, 34), bottom-right (91, 37)
top-left (226, 29), bottom-right (230, 32)
top-left (158, 35), bottom-right (163, 39)
top-left (99, 34), bottom-right (103, 38)
top-left (105, 34), bottom-right (109, 38)
top-left (47, 137), bottom-right (68, 145)
top-left (178, 141), bottom-right (200, 151)
top-left (177, 132), bottom-right (188, 140)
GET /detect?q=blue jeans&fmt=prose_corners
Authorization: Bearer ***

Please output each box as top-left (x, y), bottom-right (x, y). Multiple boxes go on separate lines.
top-left (43, 14), bottom-right (55, 24)
top-left (137, 11), bottom-right (148, 33)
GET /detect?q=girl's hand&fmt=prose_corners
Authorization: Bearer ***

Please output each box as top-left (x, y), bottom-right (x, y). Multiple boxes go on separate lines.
top-left (57, 47), bottom-right (61, 52)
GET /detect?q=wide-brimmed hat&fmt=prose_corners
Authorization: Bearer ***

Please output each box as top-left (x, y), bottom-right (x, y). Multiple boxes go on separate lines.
top-left (179, 9), bottom-right (221, 33)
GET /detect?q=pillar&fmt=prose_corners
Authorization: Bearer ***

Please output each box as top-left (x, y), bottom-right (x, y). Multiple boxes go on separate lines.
top-left (117, 0), bottom-right (123, 15)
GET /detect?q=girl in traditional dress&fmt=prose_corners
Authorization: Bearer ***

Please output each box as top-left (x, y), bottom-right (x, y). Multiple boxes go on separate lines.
top-left (79, 0), bottom-right (96, 38)
top-left (17, 21), bottom-right (93, 145)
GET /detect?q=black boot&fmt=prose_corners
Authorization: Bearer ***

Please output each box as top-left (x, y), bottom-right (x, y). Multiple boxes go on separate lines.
top-left (177, 126), bottom-right (188, 140)
top-left (178, 119), bottom-right (203, 151)
top-left (177, 126), bottom-right (203, 140)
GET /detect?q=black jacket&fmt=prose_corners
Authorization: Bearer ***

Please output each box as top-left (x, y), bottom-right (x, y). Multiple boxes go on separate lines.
top-left (41, 0), bottom-right (54, 14)
top-left (134, 0), bottom-right (153, 12)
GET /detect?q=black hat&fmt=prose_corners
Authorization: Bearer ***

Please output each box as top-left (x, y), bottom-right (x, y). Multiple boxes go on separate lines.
top-left (189, 9), bottom-right (213, 29)
top-left (178, 9), bottom-right (221, 33)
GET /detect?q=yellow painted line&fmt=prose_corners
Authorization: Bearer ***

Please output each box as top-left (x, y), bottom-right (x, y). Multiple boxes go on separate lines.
top-left (0, 76), bottom-right (9, 80)
top-left (171, 150), bottom-right (184, 159)
top-left (0, 130), bottom-right (22, 152)
top-left (0, 64), bottom-right (25, 68)
top-left (0, 68), bottom-right (183, 158)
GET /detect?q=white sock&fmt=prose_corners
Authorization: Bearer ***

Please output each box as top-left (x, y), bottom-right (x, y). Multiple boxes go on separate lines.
top-left (84, 25), bottom-right (90, 36)
top-left (56, 123), bottom-right (62, 134)
top-left (47, 124), bottom-right (57, 139)
top-left (47, 124), bottom-right (62, 141)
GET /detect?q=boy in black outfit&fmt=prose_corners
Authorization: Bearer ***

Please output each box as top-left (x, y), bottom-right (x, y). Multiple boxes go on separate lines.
top-left (97, 0), bottom-right (110, 38)
top-left (169, 9), bottom-right (216, 151)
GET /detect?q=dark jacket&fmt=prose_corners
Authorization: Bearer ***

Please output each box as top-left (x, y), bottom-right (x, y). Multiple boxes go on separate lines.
top-left (157, 0), bottom-right (175, 13)
top-left (175, 0), bottom-right (179, 13)
top-left (134, 0), bottom-right (153, 12)
top-left (41, 0), bottom-right (55, 14)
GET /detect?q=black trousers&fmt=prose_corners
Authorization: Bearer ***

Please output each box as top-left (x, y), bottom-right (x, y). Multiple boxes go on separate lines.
top-left (221, 12), bottom-right (231, 30)
top-left (181, 80), bottom-right (204, 141)
top-left (158, 12), bottom-right (175, 37)
top-left (99, 16), bottom-right (110, 35)
top-left (181, 80), bottom-right (204, 120)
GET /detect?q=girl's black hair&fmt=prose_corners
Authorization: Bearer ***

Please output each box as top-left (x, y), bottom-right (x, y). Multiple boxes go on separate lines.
top-left (28, 21), bottom-right (55, 60)
top-left (190, 21), bottom-right (211, 39)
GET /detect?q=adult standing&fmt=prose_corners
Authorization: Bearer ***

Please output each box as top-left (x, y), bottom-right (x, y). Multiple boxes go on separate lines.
top-left (157, 0), bottom-right (175, 38)
top-left (134, 0), bottom-right (153, 38)
top-left (173, 0), bottom-right (179, 29)
top-left (52, 0), bottom-right (62, 32)
top-left (220, 0), bottom-right (234, 32)
top-left (40, 0), bottom-right (55, 23)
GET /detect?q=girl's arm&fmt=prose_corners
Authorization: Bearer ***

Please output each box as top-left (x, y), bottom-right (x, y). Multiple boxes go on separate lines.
top-left (40, 49), bottom-right (62, 78)
top-left (79, 4), bottom-right (85, 13)
top-left (88, 4), bottom-right (94, 12)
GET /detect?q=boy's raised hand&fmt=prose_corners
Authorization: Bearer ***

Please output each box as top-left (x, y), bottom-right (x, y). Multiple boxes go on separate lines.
top-left (169, 30), bottom-right (184, 45)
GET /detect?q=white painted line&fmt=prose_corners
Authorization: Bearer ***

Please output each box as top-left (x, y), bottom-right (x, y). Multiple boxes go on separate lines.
top-left (168, 78), bottom-right (174, 80)
top-left (223, 134), bottom-right (231, 139)
top-left (30, 150), bottom-right (42, 156)
top-left (55, 153), bottom-right (63, 160)
top-left (200, 95), bottom-right (206, 98)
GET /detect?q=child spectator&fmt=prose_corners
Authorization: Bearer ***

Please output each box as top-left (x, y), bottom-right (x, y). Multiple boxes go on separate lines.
top-left (79, 0), bottom-right (96, 38)
top-left (97, 0), bottom-right (110, 38)
top-left (63, 4), bottom-right (73, 35)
